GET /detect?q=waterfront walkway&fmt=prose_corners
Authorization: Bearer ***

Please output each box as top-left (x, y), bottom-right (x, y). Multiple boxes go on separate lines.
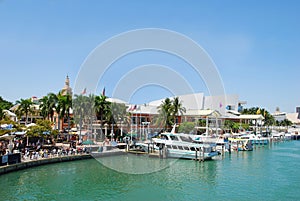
top-left (0, 146), bottom-right (126, 175)
top-left (0, 153), bottom-right (92, 175)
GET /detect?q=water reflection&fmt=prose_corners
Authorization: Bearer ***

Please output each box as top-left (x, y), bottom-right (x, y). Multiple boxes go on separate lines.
top-left (96, 154), bottom-right (178, 174)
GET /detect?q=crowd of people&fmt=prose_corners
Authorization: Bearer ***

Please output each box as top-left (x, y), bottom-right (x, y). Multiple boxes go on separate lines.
top-left (0, 137), bottom-right (92, 162)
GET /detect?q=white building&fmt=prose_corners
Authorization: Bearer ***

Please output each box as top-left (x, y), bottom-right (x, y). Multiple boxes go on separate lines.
top-left (147, 93), bottom-right (245, 116)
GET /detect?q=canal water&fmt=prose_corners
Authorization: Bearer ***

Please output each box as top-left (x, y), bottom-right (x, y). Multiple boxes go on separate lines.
top-left (1, 141), bottom-right (300, 201)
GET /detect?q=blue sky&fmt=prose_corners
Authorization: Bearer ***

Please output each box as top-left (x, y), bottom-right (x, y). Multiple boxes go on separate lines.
top-left (0, 0), bottom-right (299, 112)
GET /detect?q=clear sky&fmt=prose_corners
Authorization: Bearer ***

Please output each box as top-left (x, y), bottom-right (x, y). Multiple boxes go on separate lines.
top-left (0, 0), bottom-right (299, 113)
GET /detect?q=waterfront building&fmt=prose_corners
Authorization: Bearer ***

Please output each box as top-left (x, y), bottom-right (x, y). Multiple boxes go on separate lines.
top-left (7, 76), bottom-right (75, 131)
top-left (285, 107), bottom-right (300, 125)
top-left (9, 96), bottom-right (43, 125)
top-left (271, 107), bottom-right (300, 125)
top-left (2, 110), bottom-right (17, 122)
top-left (272, 107), bottom-right (286, 122)
top-left (123, 93), bottom-right (247, 136)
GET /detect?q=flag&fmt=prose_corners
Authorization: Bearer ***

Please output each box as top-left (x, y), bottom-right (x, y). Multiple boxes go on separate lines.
top-left (81, 88), bottom-right (86, 95)
top-left (129, 105), bottom-right (137, 111)
top-left (128, 105), bottom-right (133, 111)
top-left (256, 108), bottom-right (261, 115)
top-left (102, 87), bottom-right (105, 96)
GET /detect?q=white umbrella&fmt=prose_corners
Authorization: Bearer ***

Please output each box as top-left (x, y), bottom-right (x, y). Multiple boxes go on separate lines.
top-left (26, 123), bottom-right (36, 127)
top-left (0, 134), bottom-right (16, 140)
top-left (14, 131), bottom-right (26, 136)
top-left (0, 134), bottom-right (16, 153)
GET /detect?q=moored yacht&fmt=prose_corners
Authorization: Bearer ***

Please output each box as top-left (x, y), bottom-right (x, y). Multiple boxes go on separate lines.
top-left (150, 131), bottom-right (219, 160)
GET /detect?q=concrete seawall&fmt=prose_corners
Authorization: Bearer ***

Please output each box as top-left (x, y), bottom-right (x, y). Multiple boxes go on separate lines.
top-left (0, 154), bottom-right (93, 175)
top-left (0, 149), bottom-right (127, 175)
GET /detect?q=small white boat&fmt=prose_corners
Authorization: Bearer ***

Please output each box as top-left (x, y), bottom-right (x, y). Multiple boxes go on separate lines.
top-left (228, 138), bottom-right (253, 151)
top-left (271, 130), bottom-right (285, 140)
top-left (240, 133), bottom-right (269, 145)
top-left (191, 135), bottom-right (229, 152)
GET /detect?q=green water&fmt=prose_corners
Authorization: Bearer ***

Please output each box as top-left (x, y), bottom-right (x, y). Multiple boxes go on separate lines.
top-left (1, 141), bottom-right (300, 201)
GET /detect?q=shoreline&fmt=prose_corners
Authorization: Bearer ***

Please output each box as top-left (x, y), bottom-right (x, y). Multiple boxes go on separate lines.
top-left (0, 154), bottom-right (93, 175)
top-left (0, 149), bottom-right (127, 175)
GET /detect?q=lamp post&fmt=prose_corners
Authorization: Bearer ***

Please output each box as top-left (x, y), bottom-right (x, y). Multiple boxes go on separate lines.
top-left (142, 122), bottom-right (150, 141)
top-left (104, 123), bottom-right (108, 138)
top-left (120, 120), bottom-right (123, 137)
top-left (111, 122), bottom-right (114, 141)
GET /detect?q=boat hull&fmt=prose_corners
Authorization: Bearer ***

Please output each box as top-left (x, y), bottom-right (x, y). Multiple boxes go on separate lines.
top-left (166, 149), bottom-right (219, 160)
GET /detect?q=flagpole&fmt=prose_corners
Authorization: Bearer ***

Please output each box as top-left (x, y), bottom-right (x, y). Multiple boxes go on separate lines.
top-left (139, 105), bottom-right (142, 141)
top-left (130, 105), bottom-right (133, 144)
top-left (135, 106), bottom-right (138, 140)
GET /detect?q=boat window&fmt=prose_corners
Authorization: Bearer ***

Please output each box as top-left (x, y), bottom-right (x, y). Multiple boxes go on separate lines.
top-left (171, 145), bottom-right (178, 149)
top-left (166, 145), bottom-right (172, 149)
top-left (170, 135), bottom-right (179, 141)
top-left (180, 136), bottom-right (193, 142)
top-left (183, 146), bottom-right (190, 151)
top-left (161, 135), bottom-right (167, 140)
top-left (178, 146), bottom-right (183, 150)
top-left (190, 147), bottom-right (196, 151)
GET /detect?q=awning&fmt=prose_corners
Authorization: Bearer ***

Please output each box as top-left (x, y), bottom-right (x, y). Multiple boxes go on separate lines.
top-left (76, 130), bottom-right (92, 136)
top-left (14, 131), bottom-right (26, 135)
top-left (26, 123), bottom-right (36, 127)
top-left (42, 131), bottom-right (50, 135)
top-left (0, 134), bottom-right (16, 140)
top-left (0, 124), bottom-right (13, 130)
top-left (82, 139), bottom-right (94, 145)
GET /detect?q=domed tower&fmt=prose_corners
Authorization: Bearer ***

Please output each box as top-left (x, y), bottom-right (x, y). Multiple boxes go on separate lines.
top-left (61, 75), bottom-right (73, 96)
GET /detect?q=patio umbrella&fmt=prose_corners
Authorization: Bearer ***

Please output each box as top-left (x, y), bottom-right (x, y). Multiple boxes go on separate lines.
top-left (0, 134), bottom-right (16, 140)
top-left (0, 134), bottom-right (16, 153)
top-left (82, 139), bottom-right (94, 145)
top-left (14, 131), bottom-right (26, 136)
top-left (26, 123), bottom-right (36, 127)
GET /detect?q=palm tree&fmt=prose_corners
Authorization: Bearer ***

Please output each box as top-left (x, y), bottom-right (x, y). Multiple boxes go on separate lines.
top-left (0, 96), bottom-right (13, 120)
top-left (156, 98), bottom-right (173, 131)
top-left (58, 93), bottom-right (72, 133)
top-left (94, 94), bottom-right (111, 124)
top-left (172, 97), bottom-right (186, 124)
top-left (39, 93), bottom-right (57, 121)
top-left (16, 98), bottom-right (33, 125)
top-left (94, 94), bottom-right (111, 138)
top-left (53, 92), bottom-right (62, 130)
top-left (39, 95), bottom-right (49, 120)
top-left (110, 102), bottom-right (130, 138)
top-left (73, 94), bottom-right (87, 134)
top-left (85, 94), bottom-right (96, 135)
top-left (48, 93), bottom-right (58, 122)
top-left (281, 119), bottom-right (292, 130)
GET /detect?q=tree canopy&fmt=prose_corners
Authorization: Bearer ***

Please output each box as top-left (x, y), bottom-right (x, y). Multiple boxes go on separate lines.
top-left (156, 97), bottom-right (186, 131)
top-left (0, 96), bottom-right (13, 120)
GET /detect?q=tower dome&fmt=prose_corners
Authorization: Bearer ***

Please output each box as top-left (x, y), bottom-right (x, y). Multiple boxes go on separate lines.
top-left (61, 75), bottom-right (73, 96)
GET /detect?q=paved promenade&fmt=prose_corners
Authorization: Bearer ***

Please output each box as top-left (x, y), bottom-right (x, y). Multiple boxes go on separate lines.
top-left (0, 153), bottom-right (93, 175)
